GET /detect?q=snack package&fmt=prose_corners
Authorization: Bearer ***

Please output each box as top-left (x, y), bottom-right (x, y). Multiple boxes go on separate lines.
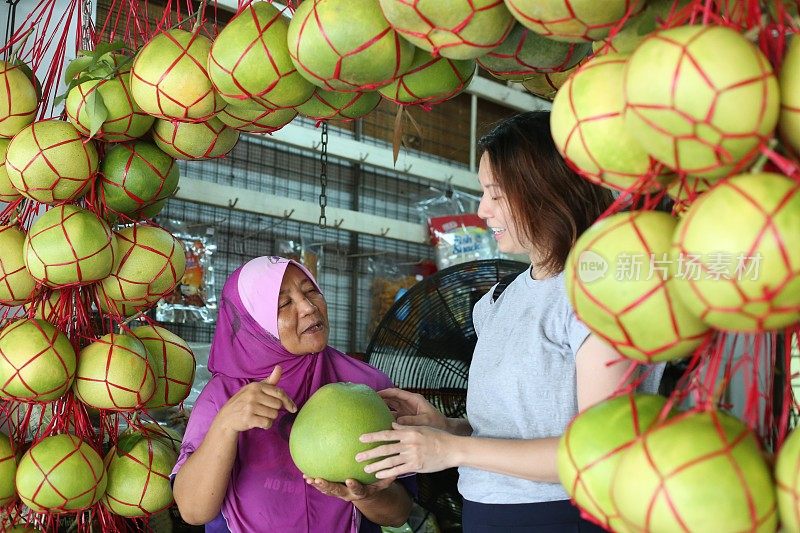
top-left (417, 189), bottom-right (498, 270)
top-left (156, 220), bottom-right (217, 324)
top-left (367, 258), bottom-right (423, 344)
top-left (276, 239), bottom-right (323, 280)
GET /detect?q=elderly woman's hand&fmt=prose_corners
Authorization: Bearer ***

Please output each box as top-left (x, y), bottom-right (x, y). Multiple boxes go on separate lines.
top-left (303, 475), bottom-right (397, 502)
top-left (215, 366), bottom-right (297, 433)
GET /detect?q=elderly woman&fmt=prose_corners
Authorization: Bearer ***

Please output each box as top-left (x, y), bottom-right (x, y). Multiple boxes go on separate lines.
top-left (172, 256), bottom-right (414, 532)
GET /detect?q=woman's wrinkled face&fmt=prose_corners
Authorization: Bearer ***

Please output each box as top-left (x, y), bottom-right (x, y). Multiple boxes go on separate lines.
top-left (277, 265), bottom-right (330, 355)
top-left (476, 154), bottom-right (527, 255)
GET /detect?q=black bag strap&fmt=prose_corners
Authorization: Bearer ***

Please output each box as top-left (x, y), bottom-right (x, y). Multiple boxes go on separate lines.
top-left (491, 272), bottom-right (519, 303)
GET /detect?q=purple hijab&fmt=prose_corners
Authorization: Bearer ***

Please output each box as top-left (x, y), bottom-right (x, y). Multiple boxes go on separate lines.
top-left (173, 257), bottom-right (393, 533)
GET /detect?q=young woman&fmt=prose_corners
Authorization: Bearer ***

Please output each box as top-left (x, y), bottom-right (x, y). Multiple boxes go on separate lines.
top-left (172, 256), bottom-right (414, 532)
top-left (357, 111), bottom-right (662, 532)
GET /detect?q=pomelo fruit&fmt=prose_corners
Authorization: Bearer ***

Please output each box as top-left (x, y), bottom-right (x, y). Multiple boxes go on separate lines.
top-left (15, 434), bottom-right (107, 512)
top-left (131, 325), bottom-right (195, 408)
top-left (0, 431), bottom-right (16, 505)
top-left (152, 117), bottom-right (239, 160)
top-left (0, 60), bottom-right (38, 138)
top-left (777, 425), bottom-right (800, 532)
top-left (0, 225), bottom-right (37, 305)
top-left (290, 382), bottom-right (393, 484)
top-left (505, 0), bottom-right (643, 42)
top-left (295, 89), bottom-right (381, 122)
top-left (0, 138), bottom-right (22, 202)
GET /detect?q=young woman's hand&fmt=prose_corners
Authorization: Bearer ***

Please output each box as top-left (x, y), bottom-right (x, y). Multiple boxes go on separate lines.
top-left (357, 423), bottom-right (455, 479)
top-left (303, 475), bottom-right (396, 502)
top-left (215, 366), bottom-right (297, 433)
top-left (378, 388), bottom-right (448, 431)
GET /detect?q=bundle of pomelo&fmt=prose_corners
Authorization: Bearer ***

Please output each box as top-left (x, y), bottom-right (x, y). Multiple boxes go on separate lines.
top-left (0, 138), bottom-right (22, 202)
top-left (95, 283), bottom-right (161, 319)
top-left (209, 1), bottom-right (315, 110)
top-left (73, 333), bottom-right (156, 410)
top-left (102, 430), bottom-right (178, 516)
top-left (290, 382), bottom-right (393, 484)
top-left (217, 103), bottom-right (297, 134)
top-left (378, 48), bottom-right (475, 106)
top-left (551, 53), bottom-right (658, 192)
top-left (15, 434), bottom-right (107, 512)
top-left (295, 89), bottom-right (381, 122)
top-left (99, 140), bottom-right (179, 219)
top-left (24, 204), bottom-right (117, 287)
top-left (130, 29), bottom-right (223, 121)
top-left (131, 325), bottom-right (196, 408)
top-left (0, 432), bottom-right (16, 506)
top-left (378, 0), bottom-right (514, 59)
top-left (566, 211), bottom-right (709, 362)
top-left (0, 225), bottom-right (37, 305)
top-left (0, 60), bottom-right (38, 138)
top-left (100, 224), bottom-right (186, 305)
top-left (287, 0), bottom-right (415, 92)
top-left (4, 120), bottom-right (98, 204)
top-left (65, 62), bottom-right (154, 142)
top-left (558, 394), bottom-right (668, 530)
top-left (477, 23), bottom-right (589, 80)
top-left (505, 0), bottom-right (643, 42)
top-left (671, 172), bottom-right (800, 331)
top-left (624, 25), bottom-right (779, 179)
top-left (152, 117), bottom-right (239, 160)
top-left (0, 318), bottom-right (76, 402)
top-left (611, 410), bottom-right (776, 531)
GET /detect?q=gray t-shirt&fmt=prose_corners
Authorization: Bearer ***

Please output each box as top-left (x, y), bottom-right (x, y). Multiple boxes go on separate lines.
top-left (458, 268), bottom-right (662, 504)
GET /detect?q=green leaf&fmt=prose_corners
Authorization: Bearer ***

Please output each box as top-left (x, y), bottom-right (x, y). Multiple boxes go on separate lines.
top-left (636, 9), bottom-right (658, 36)
top-left (84, 88), bottom-right (109, 139)
top-left (91, 40), bottom-right (126, 59)
top-left (116, 430), bottom-right (144, 457)
top-left (64, 55), bottom-right (94, 83)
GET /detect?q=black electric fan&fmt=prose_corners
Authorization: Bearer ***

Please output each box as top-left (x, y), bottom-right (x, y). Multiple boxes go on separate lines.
top-left (365, 258), bottom-right (528, 532)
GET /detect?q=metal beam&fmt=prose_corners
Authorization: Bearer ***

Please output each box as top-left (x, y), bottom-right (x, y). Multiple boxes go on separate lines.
top-left (465, 75), bottom-right (551, 112)
top-left (264, 124), bottom-right (480, 192)
top-left (175, 177), bottom-right (429, 244)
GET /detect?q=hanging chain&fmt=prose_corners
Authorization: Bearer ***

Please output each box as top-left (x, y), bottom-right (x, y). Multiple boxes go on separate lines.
top-left (318, 123), bottom-right (328, 228)
top-left (81, 0), bottom-right (93, 50)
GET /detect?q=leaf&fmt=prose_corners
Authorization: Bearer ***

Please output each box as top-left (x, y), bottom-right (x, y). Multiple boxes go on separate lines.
top-left (392, 104), bottom-right (403, 165)
top-left (84, 88), bottom-right (109, 139)
top-left (116, 430), bottom-right (144, 456)
top-left (636, 8), bottom-right (658, 36)
top-left (91, 40), bottom-right (126, 59)
top-left (64, 55), bottom-right (94, 83)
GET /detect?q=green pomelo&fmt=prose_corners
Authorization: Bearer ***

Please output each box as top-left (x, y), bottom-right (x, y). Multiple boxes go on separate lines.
top-left (5, 120), bottom-right (98, 204)
top-left (624, 25), bottom-right (779, 179)
top-left (780, 36), bottom-right (800, 156)
top-left (16, 434), bottom-right (106, 512)
top-left (521, 66), bottom-right (576, 101)
top-left (0, 432), bottom-right (16, 505)
top-left (66, 74), bottom-right (154, 142)
top-left (776, 425), bottom-right (800, 532)
top-left (552, 53), bottom-right (656, 192)
top-left (295, 89), bottom-right (381, 121)
top-left (74, 333), bottom-right (156, 410)
top-left (0, 225), bottom-right (37, 305)
top-left (131, 325), bottom-right (195, 408)
top-left (378, 0), bottom-right (514, 60)
top-left (217, 102), bottom-right (297, 134)
top-left (667, 175), bottom-right (714, 215)
top-left (209, 2), bottom-right (315, 109)
top-left (592, 0), bottom-right (690, 55)
top-left (566, 211), bottom-right (710, 361)
top-left (505, 0), bottom-right (643, 42)
top-left (290, 382), bottom-right (393, 484)
top-left (152, 117), bottom-right (239, 160)
top-left (611, 411), bottom-right (776, 532)
top-left (102, 433), bottom-right (177, 516)
top-left (0, 60), bottom-right (38, 138)
top-left (130, 29), bottom-right (223, 121)
top-left (4, 526), bottom-right (43, 533)
top-left (671, 172), bottom-right (800, 331)
top-left (558, 394), bottom-right (668, 530)
top-left (287, 0), bottom-right (415, 91)
top-left (101, 225), bottom-right (186, 304)
top-left (0, 138), bottom-right (22, 202)
top-left (478, 23), bottom-right (590, 80)
top-left (95, 283), bottom-right (161, 318)
top-left (24, 205), bottom-right (117, 287)
top-left (100, 141), bottom-right (178, 217)
top-left (0, 318), bottom-right (76, 402)
top-left (378, 48), bottom-right (475, 105)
